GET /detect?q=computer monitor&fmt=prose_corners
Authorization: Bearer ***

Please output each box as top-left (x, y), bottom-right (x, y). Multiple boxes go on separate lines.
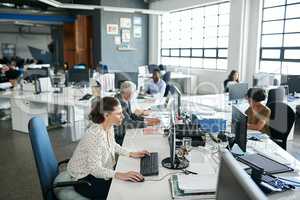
top-left (253, 73), bottom-right (280, 87)
top-left (170, 84), bottom-right (182, 118)
top-left (216, 150), bottom-right (267, 200)
top-left (286, 75), bottom-right (300, 94)
top-left (161, 99), bottom-right (188, 170)
top-left (231, 105), bottom-right (248, 153)
top-left (23, 68), bottom-right (49, 81)
top-left (228, 83), bottom-right (248, 102)
top-left (148, 64), bottom-right (158, 74)
top-left (66, 68), bottom-right (89, 85)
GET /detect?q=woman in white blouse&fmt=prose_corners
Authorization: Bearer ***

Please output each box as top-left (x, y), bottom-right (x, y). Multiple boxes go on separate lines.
top-left (67, 97), bottom-right (149, 199)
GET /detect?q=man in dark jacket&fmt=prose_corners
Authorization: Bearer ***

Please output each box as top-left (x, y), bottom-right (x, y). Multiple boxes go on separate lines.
top-left (115, 81), bottom-right (160, 144)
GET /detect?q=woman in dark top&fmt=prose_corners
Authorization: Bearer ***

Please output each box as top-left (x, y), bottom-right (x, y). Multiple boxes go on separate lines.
top-left (224, 70), bottom-right (239, 92)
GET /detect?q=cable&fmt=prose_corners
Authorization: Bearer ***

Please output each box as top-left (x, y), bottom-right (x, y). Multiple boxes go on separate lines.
top-left (144, 171), bottom-right (184, 182)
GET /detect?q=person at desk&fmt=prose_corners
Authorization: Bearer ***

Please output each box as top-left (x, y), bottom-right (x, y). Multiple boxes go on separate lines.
top-left (145, 68), bottom-right (166, 97)
top-left (116, 81), bottom-right (160, 129)
top-left (245, 88), bottom-right (271, 134)
top-left (67, 97), bottom-right (149, 199)
top-left (224, 70), bottom-right (239, 92)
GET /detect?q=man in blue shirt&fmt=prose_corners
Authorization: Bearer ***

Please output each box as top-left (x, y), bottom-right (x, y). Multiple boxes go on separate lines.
top-left (145, 68), bottom-right (166, 97)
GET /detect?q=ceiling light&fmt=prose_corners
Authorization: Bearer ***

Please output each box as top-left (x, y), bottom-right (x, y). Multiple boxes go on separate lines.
top-left (103, 7), bottom-right (135, 13)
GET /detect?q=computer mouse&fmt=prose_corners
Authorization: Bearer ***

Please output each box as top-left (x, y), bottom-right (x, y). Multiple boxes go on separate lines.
top-left (138, 178), bottom-right (145, 182)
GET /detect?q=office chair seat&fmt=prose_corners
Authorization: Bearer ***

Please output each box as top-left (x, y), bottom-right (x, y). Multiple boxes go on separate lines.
top-left (53, 171), bottom-right (88, 200)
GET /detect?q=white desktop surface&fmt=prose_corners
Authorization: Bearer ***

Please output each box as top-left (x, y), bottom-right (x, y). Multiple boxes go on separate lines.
top-left (107, 129), bottom-right (218, 200)
top-left (107, 93), bottom-right (300, 200)
top-left (108, 130), bottom-right (300, 200)
top-left (0, 87), bottom-right (92, 139)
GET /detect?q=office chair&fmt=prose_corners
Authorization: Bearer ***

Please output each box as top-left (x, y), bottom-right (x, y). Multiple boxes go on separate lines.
top-left (163, 71), bottom-right (171, 97)
top-left (158, 64), bottom-right (166, 71)
top-left (267, 102), bottom-right (295, 150)
top-left (100, 64), bottom-right (109, 74)
top-left (28, 117), bottom-right (89, 200)
top-left (266, 87), bottom-right (285, 106)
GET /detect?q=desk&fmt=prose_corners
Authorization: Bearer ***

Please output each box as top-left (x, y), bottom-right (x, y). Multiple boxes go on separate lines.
top-left (0, 87), bottom-right (92, 141)
top-left (107, 130), bottom-right (300, 200)
top-left (182, 93), bottom-right (300, 140)
top-left (107, 129), bottom-right (218, 200)
top-left (107, 95), bottom-right (300, 200)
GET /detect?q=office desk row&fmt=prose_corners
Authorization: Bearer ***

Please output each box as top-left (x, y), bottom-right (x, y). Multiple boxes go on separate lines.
top-left (107, 95), bottom-right (300, 200)
top-left (0, 87), bottom-right (93, 141)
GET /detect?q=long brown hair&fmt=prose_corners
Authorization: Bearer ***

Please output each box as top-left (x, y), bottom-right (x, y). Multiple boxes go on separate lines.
top-left (228, 70), bottom-right (239, 82)
top-left (89, 97), bottom-right (120, 124)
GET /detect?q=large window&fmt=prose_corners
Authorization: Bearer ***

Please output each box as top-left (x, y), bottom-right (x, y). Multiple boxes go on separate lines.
top-left (260, 0), bottom-right (300, 74)
top-left (160, 2), bottom-right (230, 70)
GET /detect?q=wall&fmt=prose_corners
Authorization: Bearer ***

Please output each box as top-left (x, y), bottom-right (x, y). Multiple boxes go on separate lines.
top-left (0, 24), bottom-right (51, 59)
top-left (149, 0), bottom-right (261, 94)
top-left (100, 0), bottom-right (149, 73)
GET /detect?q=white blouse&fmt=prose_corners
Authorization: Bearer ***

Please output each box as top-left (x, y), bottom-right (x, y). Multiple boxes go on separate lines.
top-left (67, 122), bottom-right (130, 180)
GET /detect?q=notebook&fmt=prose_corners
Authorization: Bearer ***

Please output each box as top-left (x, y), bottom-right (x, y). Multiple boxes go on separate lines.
top-left (177, 174), bottom-right (217, 194)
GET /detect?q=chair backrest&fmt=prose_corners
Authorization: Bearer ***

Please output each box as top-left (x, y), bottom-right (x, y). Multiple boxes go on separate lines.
top-left (267, 102), bottom-right (295, 147)
top-left (28, 117), bottom-right (58, 200)
top-left (162, 71), bottom-right (171, 83)
top-left (266, 87), bottom-right (285, 106)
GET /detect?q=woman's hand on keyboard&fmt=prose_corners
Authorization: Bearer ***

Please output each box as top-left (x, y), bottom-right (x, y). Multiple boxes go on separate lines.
top-left (129, 150), bottom-right (150, 158)
top-left (115, 171), bottom-right (144, 182)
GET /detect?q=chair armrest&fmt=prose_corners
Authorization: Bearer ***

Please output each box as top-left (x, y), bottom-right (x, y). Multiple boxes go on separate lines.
top-left (53, 180), bottom-right (92, 188)
top-left (58, 159), bottom-right (70, 167)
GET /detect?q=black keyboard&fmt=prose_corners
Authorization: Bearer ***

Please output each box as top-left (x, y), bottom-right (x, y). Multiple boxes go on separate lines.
top-left (140, 152), bottom-right (159, 176)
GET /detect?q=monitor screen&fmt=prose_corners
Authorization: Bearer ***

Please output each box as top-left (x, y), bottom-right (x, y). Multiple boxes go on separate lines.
top-left (66, 69), bottom-right (89, 84)
top-left (216, 150), bottom-right (267, 200)
top-left (287, 75), bottom-right (300, 94)
top-left (228, 83), bottom-right (248, 101)
top-left (231, 106), bottom-right (248, 152)
top-left (148, 64), bottom-right (159, 74)
top-left (23, 68), bottom-right (49, 81)
top-left (73, 64), bottom-right (87, 70)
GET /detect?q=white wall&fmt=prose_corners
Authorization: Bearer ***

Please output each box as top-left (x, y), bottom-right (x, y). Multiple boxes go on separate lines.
top-left (149, 0), bottom-right (262, 94)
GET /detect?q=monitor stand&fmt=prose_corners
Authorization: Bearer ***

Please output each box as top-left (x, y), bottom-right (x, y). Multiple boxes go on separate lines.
top-left (161, 156), bottom-right (189, 170)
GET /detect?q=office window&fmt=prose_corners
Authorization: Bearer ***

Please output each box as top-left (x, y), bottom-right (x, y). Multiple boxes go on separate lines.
top-left (160, 1), bottom-right (230, 70)
top-left (259, 0), bottom-right (300, 74)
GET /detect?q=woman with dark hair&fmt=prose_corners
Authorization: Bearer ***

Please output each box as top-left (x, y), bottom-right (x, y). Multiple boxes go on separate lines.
top-left (245, 88), bottom-right (271, 134)
top-left (224, 70), bottom-right (239, 92)
top-left (67, 97), bottom-right (149, 199)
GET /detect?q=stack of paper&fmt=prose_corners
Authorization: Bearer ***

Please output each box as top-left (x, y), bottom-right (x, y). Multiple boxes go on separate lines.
top-left (169, 175), bottom-right (215, 199)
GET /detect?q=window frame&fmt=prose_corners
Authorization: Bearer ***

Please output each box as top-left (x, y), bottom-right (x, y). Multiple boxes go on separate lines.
top-left (160, 1), bottom-right (230, 70)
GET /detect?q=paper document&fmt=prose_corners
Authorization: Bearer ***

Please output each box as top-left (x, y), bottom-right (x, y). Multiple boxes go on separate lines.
top-left (177, 174), bottom-right (217, 194)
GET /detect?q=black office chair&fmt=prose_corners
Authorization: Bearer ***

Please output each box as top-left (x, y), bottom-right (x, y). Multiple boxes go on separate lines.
top-left (266, 87), bottom-right (285, 106)
top-left (267, 102), bottom-right (295, 150)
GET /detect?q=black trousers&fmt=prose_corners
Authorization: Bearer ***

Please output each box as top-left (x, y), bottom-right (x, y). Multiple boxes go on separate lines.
top-left (74, 174), bottom-right (112, 200)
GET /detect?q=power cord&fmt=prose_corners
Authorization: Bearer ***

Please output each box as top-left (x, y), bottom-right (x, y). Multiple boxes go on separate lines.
top-left (144, 171), bottom-right (184, 182)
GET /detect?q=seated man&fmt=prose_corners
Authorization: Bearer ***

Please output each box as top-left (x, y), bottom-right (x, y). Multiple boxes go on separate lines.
top-left (115, 81), bottom-right (160, 144)
top-left (116, 81), bottom-right (160, 129)
top-left (145, 68), bottom-right (166, 97)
